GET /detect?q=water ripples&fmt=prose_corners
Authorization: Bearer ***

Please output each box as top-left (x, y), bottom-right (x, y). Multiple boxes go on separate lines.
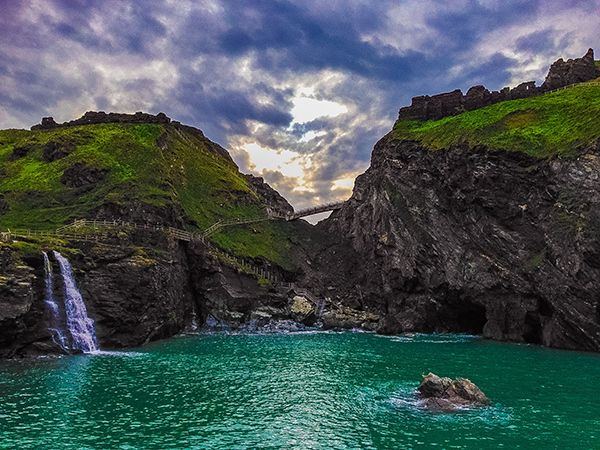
top-left (1, 332), bottom-right (599, 449)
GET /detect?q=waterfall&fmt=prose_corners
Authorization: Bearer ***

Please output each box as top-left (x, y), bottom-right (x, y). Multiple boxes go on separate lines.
top-left (42, 251), bottom-right (68, 349)
top-left (53, 251), bottom-right (99, 353)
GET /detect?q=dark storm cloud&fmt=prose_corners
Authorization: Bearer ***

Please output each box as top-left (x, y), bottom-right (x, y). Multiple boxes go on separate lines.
top-left (213, 1), bottom-right (423, 82)
top-left (460, 53), bottom-right (521, 90)
top-left (515, 29), bottom-right (556, 53)
top-left (205, 90), bottom-right (293, 128)
top-left (1, 0), bottom-right (599, 206)
top-left (41, 0), bottom-right (168, 56)
top-left (425, 1), bottom-right (541, 52)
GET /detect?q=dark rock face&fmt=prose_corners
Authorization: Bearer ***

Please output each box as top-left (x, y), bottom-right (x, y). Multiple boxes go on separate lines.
top-left (43, 139), bottom-right (76, 162)
top-left (245, 174), bottom-right (294, 216)
top-left (398, 49), bottom-right (599, 122)
top-left (185, 240), bottom-right (293, 328)
top-left (75, 241), bottom-right (194, 349)
top-left (10, 143), bottom-right (37, 161)
top-left (321, 136), bottom-right (600, 352)
top-left (541, 48), bottom-right (600, 91)
top-left (0, 247), bottom-right (49, 358)
top-left (61, 162), bottom-right (108, 190)
top-left (418, 373), bottom-right (490, 409)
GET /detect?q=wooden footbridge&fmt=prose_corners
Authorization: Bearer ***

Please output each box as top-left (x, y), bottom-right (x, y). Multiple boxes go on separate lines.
top-left (285, 201), bottom-right (345, 220)
top-left (269, 201), bottom-right (345, 221)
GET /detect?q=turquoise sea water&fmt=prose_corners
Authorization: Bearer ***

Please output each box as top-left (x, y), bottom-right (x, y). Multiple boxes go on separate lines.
top-left (1, 332), bottom-right (599, 449)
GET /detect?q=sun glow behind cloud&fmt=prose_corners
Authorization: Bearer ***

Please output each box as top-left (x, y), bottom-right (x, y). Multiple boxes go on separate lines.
top-left (242, 142), bottom-right (316, 193)
top-left (290, 94), bottom-right (348, 124)
top-left (237, 88), bottom-right (354, 202)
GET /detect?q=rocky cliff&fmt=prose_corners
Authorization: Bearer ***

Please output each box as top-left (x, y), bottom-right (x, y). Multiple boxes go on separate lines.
top-left (3, 48), bottom-right (600, 357)
top-left (318, 82), bottom-right (600, 352)
top-left (0, 115), bottom-right (321, 357)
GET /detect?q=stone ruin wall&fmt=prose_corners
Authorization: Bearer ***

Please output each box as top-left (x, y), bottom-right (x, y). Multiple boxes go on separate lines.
top-left (31, 111), bottom-right (179, 130)
top-left (398, 48), bottom-right (600, 122)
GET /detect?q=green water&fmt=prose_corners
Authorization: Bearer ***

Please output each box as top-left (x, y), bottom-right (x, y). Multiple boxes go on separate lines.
top-left (1, 332), bottom-right (599, 449)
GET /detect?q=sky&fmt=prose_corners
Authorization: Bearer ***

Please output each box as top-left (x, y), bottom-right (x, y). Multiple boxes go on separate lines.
top-left (1, 0), bottom-right (599, 213)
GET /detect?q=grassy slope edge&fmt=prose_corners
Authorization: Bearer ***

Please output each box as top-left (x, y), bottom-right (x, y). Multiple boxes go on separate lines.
top-left (390, 81), bottom-right (600, 158)
top-left (0, 122), bottom-right (297, 271)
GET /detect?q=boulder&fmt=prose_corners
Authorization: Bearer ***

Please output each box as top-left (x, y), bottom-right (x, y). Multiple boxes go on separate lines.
top-left (418, 372), bottom-right (490, 409)
top-left (60, 162), bottom-right (108, 190)
top-left (418, 372), bottom-right (453, 397)
top-left (10, 143), bottom-right (36, 161)
top-left (43, 139), bottom-right (76, 162)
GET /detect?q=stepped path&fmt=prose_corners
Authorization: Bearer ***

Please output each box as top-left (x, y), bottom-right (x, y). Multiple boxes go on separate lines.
top-left (279, 282), bottom-right (328, 318)
top-left (2, 199), bottom-right (347, 243)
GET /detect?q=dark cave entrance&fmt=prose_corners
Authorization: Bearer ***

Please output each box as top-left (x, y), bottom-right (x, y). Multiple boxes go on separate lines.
top-left (523, 297), bottom-right (553, 345)
top-left (455, 300), bottom-right (487, 335)
top-left (523, 311), bottom-right (543, 345)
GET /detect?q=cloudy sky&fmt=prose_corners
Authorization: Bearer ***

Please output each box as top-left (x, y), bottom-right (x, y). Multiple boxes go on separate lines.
top-left (1, 1), bottom-right (598, 212)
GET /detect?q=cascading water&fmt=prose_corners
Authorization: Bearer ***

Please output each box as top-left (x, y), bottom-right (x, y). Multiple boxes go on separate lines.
top-left (42, 251), bottom-right (68, 349)
top-left (53, 251), bottom-right (99, 353)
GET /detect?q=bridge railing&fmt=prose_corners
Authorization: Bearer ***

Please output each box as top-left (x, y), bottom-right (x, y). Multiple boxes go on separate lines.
top-left (288, 201), bottom-right (345, 220)
top-left (201, 216), bottom-right (269, 237)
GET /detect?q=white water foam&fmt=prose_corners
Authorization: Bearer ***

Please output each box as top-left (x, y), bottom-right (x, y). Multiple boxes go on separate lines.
top-left (42, 251), bottom-right (68, 349)
top-left (53, 251), bottom-right (99, 353)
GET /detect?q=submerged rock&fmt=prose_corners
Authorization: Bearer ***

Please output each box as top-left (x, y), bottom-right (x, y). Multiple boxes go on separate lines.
top-left (418, 372), bottom-right (490, 409)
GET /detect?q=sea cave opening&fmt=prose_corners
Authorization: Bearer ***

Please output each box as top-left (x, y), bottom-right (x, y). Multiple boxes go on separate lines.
top-left (455, 300), bottom-right (487, 335)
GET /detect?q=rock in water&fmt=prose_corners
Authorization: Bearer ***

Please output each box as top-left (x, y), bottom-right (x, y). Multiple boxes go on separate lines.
top-left (418, 372), bottom-right (490, 409)
top-left (418, 372), bottom-right (453, 398)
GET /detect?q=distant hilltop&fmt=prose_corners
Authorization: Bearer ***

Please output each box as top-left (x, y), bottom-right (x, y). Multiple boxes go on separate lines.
top-left (398, 48), bottom-right (600, 122)
top-left (31, 111), bottom-right (182, 130)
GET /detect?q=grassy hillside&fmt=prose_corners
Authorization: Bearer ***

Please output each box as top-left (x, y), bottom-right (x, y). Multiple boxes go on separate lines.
top-left (0, 121), bottom-right (297, 270)
top-left (390, 81), bottom-right (600, 158)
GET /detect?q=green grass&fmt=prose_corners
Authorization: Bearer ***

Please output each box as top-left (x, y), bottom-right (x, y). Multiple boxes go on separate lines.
top-left (390, 82), bottom-right (600, 158)
top-left (0, 121), bottom-right (295, 269)
top-left (211, 220), bottom-right (297, 272)
top-left (0, 123), bottom-right (261, 230)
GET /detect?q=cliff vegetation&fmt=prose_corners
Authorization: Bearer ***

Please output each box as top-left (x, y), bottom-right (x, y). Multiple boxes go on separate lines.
top-left (0, 117), bottom-right (296, 269)
top-left (391, 82), bottom-right (600, 158)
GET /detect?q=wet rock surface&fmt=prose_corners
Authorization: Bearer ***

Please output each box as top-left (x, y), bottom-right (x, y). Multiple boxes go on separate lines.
top-left (418, 372), bottom-right (490, 409)
top-left (0, 246), bottom-right (49, 358)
